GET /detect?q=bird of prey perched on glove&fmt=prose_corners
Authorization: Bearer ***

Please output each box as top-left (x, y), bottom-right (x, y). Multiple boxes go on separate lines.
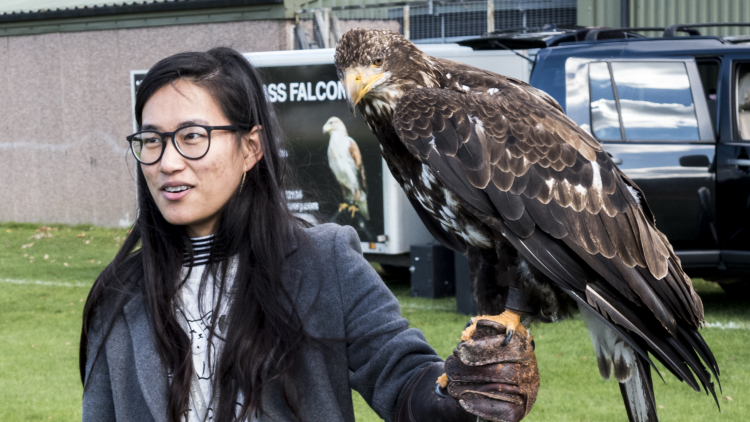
top-left (323, 116), bottom-right (370, 220)
top-left (334, 28), bottom-right (719, 422)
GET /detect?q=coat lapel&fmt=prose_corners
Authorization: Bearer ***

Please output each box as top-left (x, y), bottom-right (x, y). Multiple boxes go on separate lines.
top-left (124, 295), bottom-right (169, 422)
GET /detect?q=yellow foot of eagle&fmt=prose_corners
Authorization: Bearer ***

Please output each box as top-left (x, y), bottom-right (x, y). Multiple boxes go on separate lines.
top-left (437, 310), bottom-right (531, 389)
top-left (338, 203), bottom-right (361, 218)
top-left (460, 310), bottom-right (530, 343)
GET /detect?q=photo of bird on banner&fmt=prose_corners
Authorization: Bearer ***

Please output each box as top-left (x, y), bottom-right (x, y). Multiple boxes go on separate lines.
top-left (323, 116), bottom-right (373, 236)
top-left (335, 29), bottom-right (720, 422)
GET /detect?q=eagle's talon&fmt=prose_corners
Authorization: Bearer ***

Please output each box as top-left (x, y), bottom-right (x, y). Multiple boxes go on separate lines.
top-left (503, 329), bottom-right (514, 346)
top-left (434, 382), bottom-right (447, 398)
top-left (348, 204), bottom-right (360, 218)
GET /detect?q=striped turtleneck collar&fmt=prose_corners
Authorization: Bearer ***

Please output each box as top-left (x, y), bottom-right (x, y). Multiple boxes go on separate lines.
top-left (183, 234), bottom-right (215, 267)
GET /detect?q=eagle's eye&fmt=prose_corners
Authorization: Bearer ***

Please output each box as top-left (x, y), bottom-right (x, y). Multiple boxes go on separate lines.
top-left (373, 55), bottom-right (384, 67)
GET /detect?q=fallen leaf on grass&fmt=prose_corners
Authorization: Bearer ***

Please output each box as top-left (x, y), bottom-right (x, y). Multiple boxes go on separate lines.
top-left (23, 253), bottom-right (28, 257)
top-left (658, 405), bottom-right (664, 409)
top-left (726, 396), bottom-right (734, 401)
top-left (5, 229), bottom-right (11, 233)
top-left (44, 254), bottom-right (49, 259)
top-left (21, 242), bottom-right (34, 249)
top-left (63, 263), bottom-right (69, 267)
top-left (85, 240), bottom-right (90, 244)
top-left (29, 232), bottom-right (53, 240)
top-left (77, 232), bottom-right (86, 238)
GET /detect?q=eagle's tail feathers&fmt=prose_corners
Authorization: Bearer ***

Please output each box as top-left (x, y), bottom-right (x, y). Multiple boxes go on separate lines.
top-left (585, 283), bottom-right (701, 391)
top-left (581, 306), bottom-right (658, 422)
top-left (619, 354), bottom-right (659, 422)
top-left (507, 224), bottom-right (719, 396)
top-left (683, 328), bottom-right (721, 382)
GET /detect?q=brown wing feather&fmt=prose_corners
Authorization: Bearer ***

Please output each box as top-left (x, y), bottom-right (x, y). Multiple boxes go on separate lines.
top-left (348, 139), bottom-right (367, 192)
top-left (393, 85), bottom-right (703, 331)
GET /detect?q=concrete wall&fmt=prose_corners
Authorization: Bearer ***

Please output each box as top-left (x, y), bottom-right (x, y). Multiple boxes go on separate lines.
top-left (0, 20), bottom-right (288, 227)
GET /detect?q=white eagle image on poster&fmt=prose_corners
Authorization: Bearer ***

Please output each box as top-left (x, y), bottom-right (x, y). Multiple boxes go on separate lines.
top-left (323, 116), bottom-right (370, 222)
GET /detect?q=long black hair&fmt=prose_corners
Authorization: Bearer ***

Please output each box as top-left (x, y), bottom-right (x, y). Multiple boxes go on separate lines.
top-left (80, 47), bottom-right (308, 422)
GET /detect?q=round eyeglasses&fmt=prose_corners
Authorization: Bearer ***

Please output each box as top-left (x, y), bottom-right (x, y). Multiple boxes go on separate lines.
top-left (126, 124), bottom-right (245, 165)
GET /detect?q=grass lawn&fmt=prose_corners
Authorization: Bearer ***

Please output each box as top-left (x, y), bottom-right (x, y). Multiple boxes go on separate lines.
top-left (1, 223), bottom-right (748, 421)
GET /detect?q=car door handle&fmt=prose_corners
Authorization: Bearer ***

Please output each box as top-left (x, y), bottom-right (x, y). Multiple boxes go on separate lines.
top-left (726, 158), bottom-right (750, 166)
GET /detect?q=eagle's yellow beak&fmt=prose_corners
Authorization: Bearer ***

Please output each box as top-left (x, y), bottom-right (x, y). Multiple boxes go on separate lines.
top-left (343, 67), bottom-right (384, 117)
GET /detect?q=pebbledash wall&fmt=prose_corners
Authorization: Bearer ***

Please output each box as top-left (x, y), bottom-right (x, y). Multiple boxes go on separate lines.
top-left (0, 2), bottom-right (294, 227)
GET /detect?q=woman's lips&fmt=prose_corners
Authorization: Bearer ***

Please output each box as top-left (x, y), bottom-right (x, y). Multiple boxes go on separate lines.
top-left (162, 186), bottom-right (193, 201)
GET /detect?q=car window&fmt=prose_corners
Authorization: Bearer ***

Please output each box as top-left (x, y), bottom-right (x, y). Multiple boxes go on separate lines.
top-left (737, 63), bottom-right (750, 140)
top-left (589, 62), bottom-right (623, 140)
top-left (610, 62), bottom-right (700, 141)
top-left (698, 60), bottom-right (720, 129)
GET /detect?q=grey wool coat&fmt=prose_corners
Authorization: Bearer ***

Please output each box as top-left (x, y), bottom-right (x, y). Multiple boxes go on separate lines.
top-left (82, 223), bottom-right (442, 422)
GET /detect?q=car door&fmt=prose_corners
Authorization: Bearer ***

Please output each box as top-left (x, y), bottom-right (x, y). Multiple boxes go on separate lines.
top-left (565, 57), bottom-right (717, 258)
top-left (716, 55), bottom-right (750, 272)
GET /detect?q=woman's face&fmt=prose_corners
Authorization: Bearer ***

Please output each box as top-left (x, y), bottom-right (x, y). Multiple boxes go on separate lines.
top-left (140, 79), bottom-right (262, 237)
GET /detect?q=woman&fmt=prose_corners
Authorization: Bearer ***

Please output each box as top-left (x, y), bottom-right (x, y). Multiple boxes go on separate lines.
top-left (79, 47), bottom-right (537, 422)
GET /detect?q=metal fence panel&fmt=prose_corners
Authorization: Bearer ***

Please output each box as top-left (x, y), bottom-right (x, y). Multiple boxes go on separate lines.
top-left (292, 0), bottom-right (576, 49)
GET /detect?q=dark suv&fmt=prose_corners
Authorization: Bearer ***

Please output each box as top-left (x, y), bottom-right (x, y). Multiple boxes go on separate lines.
top-left (462, 24), bottom-right (750, 292)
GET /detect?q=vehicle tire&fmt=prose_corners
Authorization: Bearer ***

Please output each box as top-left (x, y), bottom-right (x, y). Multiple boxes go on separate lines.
top-left (719, 282), bottom-right (750, 296)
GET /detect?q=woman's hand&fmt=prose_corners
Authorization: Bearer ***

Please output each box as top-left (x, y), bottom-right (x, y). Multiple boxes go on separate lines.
top-left (442, 318), bottom-right (540, 422)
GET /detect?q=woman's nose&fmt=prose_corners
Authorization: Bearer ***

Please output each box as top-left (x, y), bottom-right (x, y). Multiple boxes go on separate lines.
top-left (159, 138), bottom-right (185, 173)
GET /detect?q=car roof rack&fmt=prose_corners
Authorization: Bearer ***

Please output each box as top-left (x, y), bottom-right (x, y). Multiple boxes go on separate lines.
top-left (458, 27), bottom-right (655, 50)
top-left (584, 27), bottom-right (664, 41)
top-left (664, 23), bottom-right (750, 38)
top-left (458, 23), bottom-right (750, 51)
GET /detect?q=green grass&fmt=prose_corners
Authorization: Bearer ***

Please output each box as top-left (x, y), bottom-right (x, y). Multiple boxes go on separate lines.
top-left (0, 223), bottom-right (128, 421)
top-left (1, 223), bottom-right (748, 421)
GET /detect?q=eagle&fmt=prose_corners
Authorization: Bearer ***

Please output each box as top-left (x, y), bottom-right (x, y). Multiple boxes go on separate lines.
top-left (334, 29), bottom-right (719, 422)
top-left (323, 116), bottom-right (370, 220)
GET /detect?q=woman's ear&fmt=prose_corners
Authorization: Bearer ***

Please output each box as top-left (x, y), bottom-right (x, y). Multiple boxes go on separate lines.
top-left (241, 125), bottom-right (264, 172)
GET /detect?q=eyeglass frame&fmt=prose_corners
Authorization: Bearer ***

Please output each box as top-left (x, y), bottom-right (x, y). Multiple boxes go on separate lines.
top-left (126, 124), bottom-right (249, 165)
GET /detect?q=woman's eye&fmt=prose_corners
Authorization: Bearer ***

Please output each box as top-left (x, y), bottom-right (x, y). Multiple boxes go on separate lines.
top-left (182, 132), bottom-right (208, 143)
top-left (373, 56), bottom-right (383, 67)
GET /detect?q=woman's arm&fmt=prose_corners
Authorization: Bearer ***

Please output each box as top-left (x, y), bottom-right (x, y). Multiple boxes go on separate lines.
top-left (332, 226), bottom-right (441, 421)
top-left (333, 226), bottom-right (539, 422)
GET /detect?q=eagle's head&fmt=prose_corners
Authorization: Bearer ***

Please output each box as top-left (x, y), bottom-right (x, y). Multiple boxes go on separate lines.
top-left (334, 29), bottom-right (439, 119)
top-left (323, 116), bottom-right (347, 135)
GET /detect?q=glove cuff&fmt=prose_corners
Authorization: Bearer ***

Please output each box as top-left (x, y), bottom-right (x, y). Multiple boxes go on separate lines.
top-left (396, 362), bottom-right (475, 422)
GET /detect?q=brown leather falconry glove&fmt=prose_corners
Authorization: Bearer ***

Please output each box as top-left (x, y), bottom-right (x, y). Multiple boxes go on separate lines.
top-left (396, 319), bottom-right (540, 422)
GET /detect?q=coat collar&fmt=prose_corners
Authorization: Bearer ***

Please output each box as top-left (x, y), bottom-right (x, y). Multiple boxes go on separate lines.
top-left (283, 225), bottom-right (301, 257)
